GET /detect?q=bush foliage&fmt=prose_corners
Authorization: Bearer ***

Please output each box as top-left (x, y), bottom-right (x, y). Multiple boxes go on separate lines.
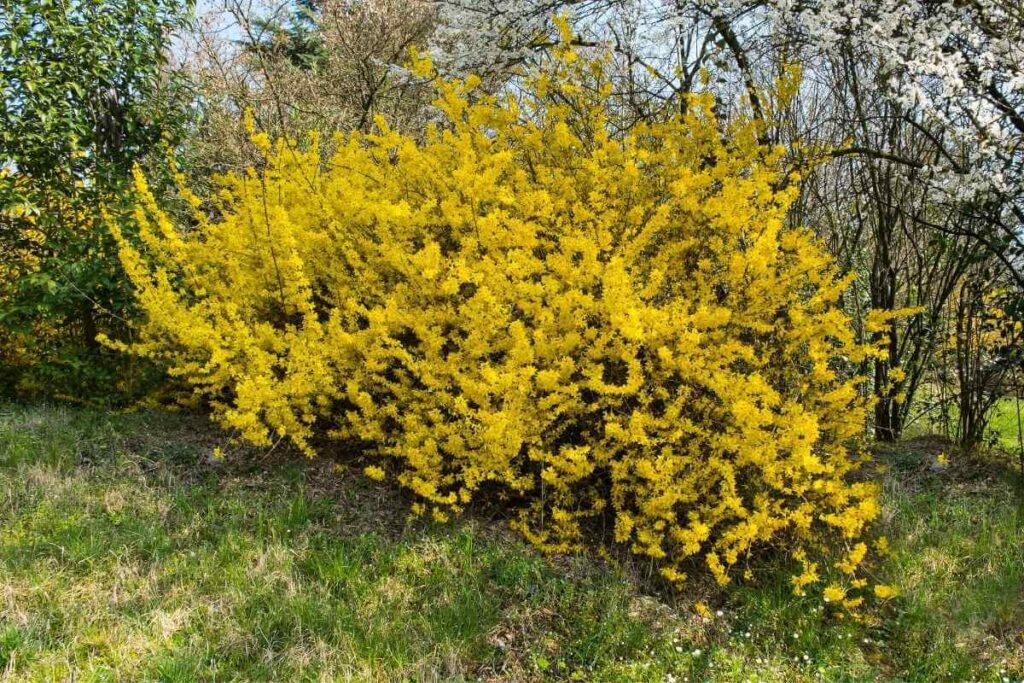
top-left (0, 0), bottom-right (190, 400)
top-left (110, 38), bottom-right (897, 598)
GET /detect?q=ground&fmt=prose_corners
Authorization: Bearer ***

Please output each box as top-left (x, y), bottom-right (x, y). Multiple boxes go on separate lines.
top-left (0, 404), bottom-right (1022, 682)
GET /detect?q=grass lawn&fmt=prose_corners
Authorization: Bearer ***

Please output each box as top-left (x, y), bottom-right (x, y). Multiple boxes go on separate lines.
top-left (987, 398), bottom-right (1024, 456)
top-left (1, 404), bottom-right (1022, 682)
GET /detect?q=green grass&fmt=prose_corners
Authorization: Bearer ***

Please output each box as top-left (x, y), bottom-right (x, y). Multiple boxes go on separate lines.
top-left (987, 398), bottom-right (1024, 455)
top-left (904, 394), bottom-right (1024, 458)
top-left (1, 404), bottom-right (1022, 681)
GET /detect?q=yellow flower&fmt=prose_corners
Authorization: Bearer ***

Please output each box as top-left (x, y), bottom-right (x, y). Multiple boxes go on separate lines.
top-left (823, 584), bottom-right (846, 602)
top-left (873, 584), bottom-right (899, 600)
top-left (660, 566), bottom-right (688, 585)
top-left (363, 466), bottom-right (386, 482)
top-left (111, 37), bottom-right (887, 595)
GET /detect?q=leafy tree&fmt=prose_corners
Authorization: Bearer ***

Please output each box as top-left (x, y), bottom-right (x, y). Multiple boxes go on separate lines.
top-left (0, 0), bottom-right (192, 399)
top-left (245, 0), bottom-right (326, 70)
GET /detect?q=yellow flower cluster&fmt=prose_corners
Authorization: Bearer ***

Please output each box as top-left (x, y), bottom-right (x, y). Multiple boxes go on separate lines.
top-left (112, 38), bottom-right (892, 598)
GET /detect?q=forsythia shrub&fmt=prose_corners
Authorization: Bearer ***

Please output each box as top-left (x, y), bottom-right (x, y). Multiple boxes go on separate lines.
top-left (109, 32), bottom-right (896, 599)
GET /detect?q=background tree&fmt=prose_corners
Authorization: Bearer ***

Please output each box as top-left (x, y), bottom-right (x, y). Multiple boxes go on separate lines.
top-left (177, 0), bottom-right (434, 189)
top-left (0, 0), bottom-right (193, 399)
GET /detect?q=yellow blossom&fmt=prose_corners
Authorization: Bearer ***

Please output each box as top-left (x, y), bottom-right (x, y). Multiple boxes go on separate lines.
top-left (874, 584), bottom-right (899, 599)
top-left (110, 40), bottom-right (890, 599)
top-left (363, 466), bottom-right (386, 482)
top-left (823, 584), bottom-right (846, 602)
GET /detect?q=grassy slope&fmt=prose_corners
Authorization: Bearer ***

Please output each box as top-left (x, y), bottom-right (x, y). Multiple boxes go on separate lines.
top-left (0, 405), bottom-right (1022, 682)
